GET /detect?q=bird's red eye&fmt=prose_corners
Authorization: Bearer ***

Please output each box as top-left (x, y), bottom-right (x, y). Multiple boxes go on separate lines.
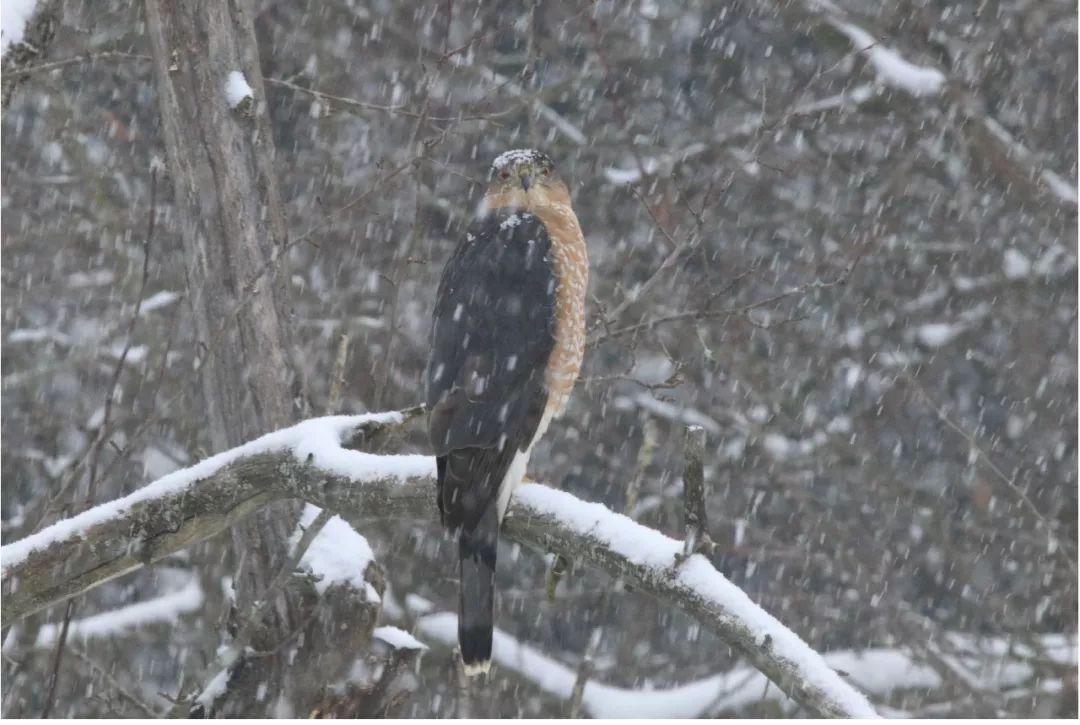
top-left (500, 171), bottom-right (510, 179)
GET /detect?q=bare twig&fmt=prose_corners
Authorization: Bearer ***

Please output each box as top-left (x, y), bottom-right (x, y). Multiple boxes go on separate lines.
top-left (591, 249), bottom-right (864, 344)
top-left (567, 626), bottom-right (603, 717)
top-left (265, 77), bottom-right (500, 124)
top-left (5, 50), bottom-right (151, 76)
top-left (69, 644), bottom-right (161, 718)
top-left (595, 186), bottom-right (698, 327)
top-left (28, 169), bottom-right (158, 530)
top-left (85, 168), bottom-right (157, 503)
top-left (41, 600), bottom-right (75, 717)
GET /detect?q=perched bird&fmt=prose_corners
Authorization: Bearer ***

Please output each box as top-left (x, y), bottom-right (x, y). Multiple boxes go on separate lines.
top-left (425, 149), bottom-right (588, 675)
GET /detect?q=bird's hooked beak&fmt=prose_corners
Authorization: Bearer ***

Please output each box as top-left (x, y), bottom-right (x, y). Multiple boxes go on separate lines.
top-left (516, 163), bottom-right (532, 192)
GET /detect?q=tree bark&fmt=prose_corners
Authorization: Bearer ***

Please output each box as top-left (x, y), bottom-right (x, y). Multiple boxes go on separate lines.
top-left (144, 1), bottom-right (306, 714)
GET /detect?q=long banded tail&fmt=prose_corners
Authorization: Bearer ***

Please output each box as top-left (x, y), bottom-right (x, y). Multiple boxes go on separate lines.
top-left (458, 503), bottom-right (498, 675)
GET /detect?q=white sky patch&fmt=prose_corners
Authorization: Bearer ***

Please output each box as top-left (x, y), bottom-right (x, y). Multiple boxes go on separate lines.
top-left (224, 70), bottom-right (254, 108)
top-left (1002, 248), bottom-right (1031, 280)
top-left (916, 322), bottom-right (963, 348)
top-left (373, 625), bottom-right (427, 651)
top-left (291, 504), bottom-right (380, 601)
top-left (0, 411), bottom-right (431, 574)
top-left (834, 22), bottom-right (945, 97)
top-left (1, 0), bottom-right (37, 57)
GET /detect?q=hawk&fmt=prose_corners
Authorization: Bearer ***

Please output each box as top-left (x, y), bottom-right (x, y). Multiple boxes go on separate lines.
top-left (425, 149), bottom-right (588, 675)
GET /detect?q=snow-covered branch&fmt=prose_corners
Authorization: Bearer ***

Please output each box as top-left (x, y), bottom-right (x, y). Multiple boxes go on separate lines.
top-left (1, 408), bottom-right (876, 717)
top-left (0, 409), bottom-right (427, 624)
top-left (32, 577), bottom-right (204, 650)
top-left (411, 600), bottom-right (1074, 718)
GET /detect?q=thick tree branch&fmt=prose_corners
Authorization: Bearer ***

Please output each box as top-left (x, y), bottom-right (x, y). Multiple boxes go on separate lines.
top-left (0, 409), bottom-right (876, 718)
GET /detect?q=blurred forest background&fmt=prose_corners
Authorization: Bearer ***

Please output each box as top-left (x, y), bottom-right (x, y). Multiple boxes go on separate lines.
top-left (2, 0), bottom-right (1077, 717)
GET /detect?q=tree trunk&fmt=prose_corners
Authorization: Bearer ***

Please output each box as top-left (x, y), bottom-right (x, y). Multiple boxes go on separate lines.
top-left (144, 0), bottom-right (305, 715)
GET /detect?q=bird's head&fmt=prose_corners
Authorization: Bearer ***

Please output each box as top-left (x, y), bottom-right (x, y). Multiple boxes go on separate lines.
top-left (483, 148), bottom-right (570, 211)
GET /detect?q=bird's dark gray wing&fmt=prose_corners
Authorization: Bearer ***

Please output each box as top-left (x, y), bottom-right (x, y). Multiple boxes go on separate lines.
top-left (425, 209), bottom-right (557, 529)
top-left (425, 208), bottom-right (558, 671)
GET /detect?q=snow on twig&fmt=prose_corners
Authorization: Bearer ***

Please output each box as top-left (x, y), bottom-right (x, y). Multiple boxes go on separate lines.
top-left (978, 116), bottom-right (1079, 205)
top-left (414, 604), bottom-right (1073, 717)
top-left (35, 577), bottom-right (204, 648)
top-left (479, 67), bottom-right (587, 145)
top-left (797, 0), bottom-right (1076, 210)
top-left (832, 22), bottom-right (945, 97)
top-left (292, 504), bottom-right (380, 601)
top-left (373, 626), bottom-right (427, 651)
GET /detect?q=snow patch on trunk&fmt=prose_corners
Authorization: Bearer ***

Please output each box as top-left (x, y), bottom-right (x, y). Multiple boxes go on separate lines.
top-left (224, 70), bottom-right (254, 108)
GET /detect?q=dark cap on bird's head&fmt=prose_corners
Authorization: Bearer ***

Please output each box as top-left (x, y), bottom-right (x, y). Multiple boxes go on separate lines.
top-left (489, 148), bottom-right (557, 192)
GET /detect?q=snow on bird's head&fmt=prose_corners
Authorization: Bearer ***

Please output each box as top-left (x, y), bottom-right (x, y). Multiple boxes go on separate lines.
top-left (490, 149), bottom-right (553, 176)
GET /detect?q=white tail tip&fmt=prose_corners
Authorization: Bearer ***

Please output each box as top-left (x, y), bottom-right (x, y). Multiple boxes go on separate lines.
top-left (462, 659), bottom-right (491, 677)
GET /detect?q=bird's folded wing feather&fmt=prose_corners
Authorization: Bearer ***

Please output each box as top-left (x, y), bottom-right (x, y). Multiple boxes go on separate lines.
top-left (425, 210), bottom-right (558, 524)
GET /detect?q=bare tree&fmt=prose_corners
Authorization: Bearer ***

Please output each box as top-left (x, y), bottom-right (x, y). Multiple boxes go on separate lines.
top-left (1, 0), bottom-right (1075, 718)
